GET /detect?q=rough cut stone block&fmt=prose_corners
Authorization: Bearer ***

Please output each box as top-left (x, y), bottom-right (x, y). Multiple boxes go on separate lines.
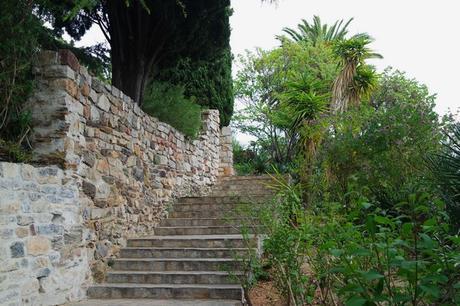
top-left (10, 242), bottom-right (25, 258)
top-left (58, 49), bottom-right (80, 72)
top-left (97, 94), bottom-right (111, 112)
top-left (26, 236), bottom-right (51, 256)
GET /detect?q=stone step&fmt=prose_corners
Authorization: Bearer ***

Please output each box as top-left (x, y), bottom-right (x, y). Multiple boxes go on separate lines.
top-left (159, 218), bottom-right (254, 227)
top-left (177, 195), bottom-right (270, 204)
top-left (106, 271), bottom-right (243, 285)
top-left (154, 226), bottom-right (254, 236)
top-left (111, 258), bottom-right (243, 272)
top-left (217, 175), bottom-right (273, 181)
top-left (120, 247), bottom-right (251, 259)
top-left (87, 283), bottom-right (244, 300)
top-left (169, 210), bottom-right (247, 219)
top-left (209, 191), bottom-right (273, 198)
top-left (127, 235), bottom-right (256, 248)
top-left (171, 203), bottom-right (264, 213)
top-left (70, 299), bottom-right (242, 306)
top-left (211, 184), bottom-right (273, 191)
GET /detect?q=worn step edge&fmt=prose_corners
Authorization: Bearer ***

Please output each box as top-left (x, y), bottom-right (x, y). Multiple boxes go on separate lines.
top-left (107, 271), bottom-right (244, 275)
top-left (87, 283), bottom-right (244, 300)
top-left (106, 271), bottom-right (244, 284)
top-left (72, 299), bottom-right (242, 306)
top-left (128, 234), bottom-right (253, 240)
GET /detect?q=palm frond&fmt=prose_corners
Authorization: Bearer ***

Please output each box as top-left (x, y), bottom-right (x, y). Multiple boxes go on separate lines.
top-left (281, 16), bottom-right (353, 45)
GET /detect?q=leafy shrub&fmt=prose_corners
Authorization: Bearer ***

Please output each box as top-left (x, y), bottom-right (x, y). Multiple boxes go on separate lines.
top-left (0, 0), bottom-right (41, 161)
top-left (157, 49), bottom-right (234, 126)
top-left (235, 69), bottom-right (460, 305)
top-left (143, 81), bottom-right (202, 138)
top-left (241, 178), bottom-right (460, 305)
top-left (310, 69), bottom-right (445, 210)
top-left (427, 123), bottom-right (460, 229)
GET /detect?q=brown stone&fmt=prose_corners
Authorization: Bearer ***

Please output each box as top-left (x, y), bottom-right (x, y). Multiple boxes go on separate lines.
top-left (51, 79), bottom-right (79, 99)
top-left (96, 159), bottom-right (110, 173)
top-left (27, 236), bottom-right (51, 256)
top-left (58, 49), bottom-right (80, 72)
top-left (16, 227), bottom-right (29, 238)
top-left (83, 104), bottom-right (91, 119)
top-left (81, 83), bottom-right (90, 96)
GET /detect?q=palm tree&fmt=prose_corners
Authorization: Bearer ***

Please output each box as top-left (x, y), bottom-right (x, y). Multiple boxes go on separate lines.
top-left (331, 34), bottom-right (382, 113)
top-left (281, 16), bottom-right (353, 45)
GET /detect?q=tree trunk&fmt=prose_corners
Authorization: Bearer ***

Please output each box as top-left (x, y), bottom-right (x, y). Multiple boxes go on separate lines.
top-left (106, 0), bottom-right (170, 105)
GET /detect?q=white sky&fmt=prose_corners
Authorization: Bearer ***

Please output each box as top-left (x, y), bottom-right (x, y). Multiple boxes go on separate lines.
top-left (76, 0), bottom-right (459, 144)
top-left (230, 0), bottom-right (460, 116)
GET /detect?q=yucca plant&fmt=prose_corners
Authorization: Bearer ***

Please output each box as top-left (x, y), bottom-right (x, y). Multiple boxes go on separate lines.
top-left (331, 35), bottom-right (382, 113)
top-left (427, 123), bottom-right (460, 229)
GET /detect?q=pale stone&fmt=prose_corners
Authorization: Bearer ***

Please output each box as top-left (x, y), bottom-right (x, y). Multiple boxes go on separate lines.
top-left (26, 236), bottom-right (51, 256)
top-left (97, 94), bottom-right (111, 112)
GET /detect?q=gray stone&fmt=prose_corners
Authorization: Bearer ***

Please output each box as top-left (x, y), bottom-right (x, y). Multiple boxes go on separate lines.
top-left (10, 242), bottom-right (25, 258)
top-left (59, 187), bottom-right (76, 199)
top-left (51, 236), bottom-right (64, 250)
top-left (28, 193), bottom-right (42, 201)
top-left (1, 228), bottom-right (14, 239)
top-left (64, 227), bottom-right (83, 244)
top-left (95, 242), bottom-right (109, 259)
top-left (132, 167), bottom-right (144, 181)
top-left (82, 180), bottom-right (96, 199)
top-left (36, 267), bottom-right (51, 278)
top-left (37, 224), bottom-right (64, 235)
top-left (17, 215), bottom-right (33, 226)
top-left (97, 94), bottom-right (111, 112)
top-left (38, 167), bottom-right (58, 177)
top-left (51, 213), bottom-right (65, 224)
top-left (83, 151), bottom-right (96, 167)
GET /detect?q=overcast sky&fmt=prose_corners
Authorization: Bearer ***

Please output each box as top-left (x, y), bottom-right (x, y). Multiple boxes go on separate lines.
top-left (77, 0), bottom-right (459, 118)
top-left (230, 0), bottom-right (460, 116)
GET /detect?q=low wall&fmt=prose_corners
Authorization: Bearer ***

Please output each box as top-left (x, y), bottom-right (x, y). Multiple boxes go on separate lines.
top-left (0, 163), bottom-right (89, 305)
top-left (0, 50), bottom-right (234, 305)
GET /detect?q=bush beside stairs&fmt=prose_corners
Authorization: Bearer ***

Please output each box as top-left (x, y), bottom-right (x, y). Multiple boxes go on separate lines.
top-left (73, 175), bottom-right (274, 306)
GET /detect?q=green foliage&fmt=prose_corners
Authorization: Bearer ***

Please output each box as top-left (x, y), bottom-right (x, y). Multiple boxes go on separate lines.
top-left (233, 41), bottom-right (338, 169)
top-left (0, 0), bottom-right (41, 161)
top-left (38, 27), bottom-right (111, 80)
top-left (157, 49), bottom-right (233, 126)
top-left (142, 82), bottom-right (202, 138)
top-left (232, 140), bottom-right (277, 175)
top-left (427, 123), bottom-right (460, 229)
top-left (311, 68), bottom-right (444, 210)
top-left (235, 62), bottom-right (459, 304)
top-left (39, 0), bottom-right (234, 114)
top-left (281, 15), bottom-right (353, 45)
top-left (242, 178), bottom-right (460, 305)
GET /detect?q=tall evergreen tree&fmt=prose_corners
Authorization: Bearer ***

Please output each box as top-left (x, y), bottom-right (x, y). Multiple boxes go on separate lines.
top-left (38, 0), bottom-right (234, 125)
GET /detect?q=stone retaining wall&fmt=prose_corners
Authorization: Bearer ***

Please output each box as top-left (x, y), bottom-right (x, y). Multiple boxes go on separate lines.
top-left (0, 163), bottom-right (89, 305)
top-left (0, 50), bottom-right (234, 305)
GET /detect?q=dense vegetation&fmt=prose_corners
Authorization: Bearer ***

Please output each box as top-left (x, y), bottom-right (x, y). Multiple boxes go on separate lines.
top-left (234, 16), bottom-right (460, 305)
top-left (0, 1), bottom-right (40, 161)
top-left (38, 0), bottom-right (234, 125)
top-left (1, 0), bottom-right (236, 161)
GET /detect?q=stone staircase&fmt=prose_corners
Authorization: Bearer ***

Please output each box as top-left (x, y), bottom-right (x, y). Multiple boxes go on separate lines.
top-left (84, 175), bottom-right (273, 306)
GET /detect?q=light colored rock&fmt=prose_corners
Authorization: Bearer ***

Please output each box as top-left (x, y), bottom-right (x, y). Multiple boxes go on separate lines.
top-left (97, 94), bottom-right (111, 112)
top-left (26, 236), bottom-right (51, 256)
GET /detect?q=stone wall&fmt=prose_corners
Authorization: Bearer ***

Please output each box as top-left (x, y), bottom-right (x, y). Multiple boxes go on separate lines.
top-left (0, 163), bottom-right (89, 305)
top-left (219, 126), bottom-right (234, 176)
top-left (0, 49), bottom-right (234, 305)
top-left (29, 50), bottom-right (224, 240)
